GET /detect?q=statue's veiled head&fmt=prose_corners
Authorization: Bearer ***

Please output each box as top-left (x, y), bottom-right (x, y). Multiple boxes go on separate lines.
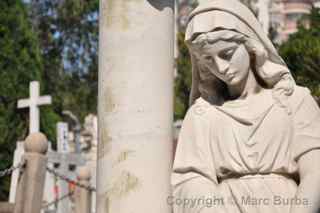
top-left (186, 0), bottom-right (295, 106)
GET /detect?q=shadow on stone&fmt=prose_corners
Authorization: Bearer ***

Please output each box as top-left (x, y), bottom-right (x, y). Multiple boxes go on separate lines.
top-left (147, 0), bottom-right (173, 10)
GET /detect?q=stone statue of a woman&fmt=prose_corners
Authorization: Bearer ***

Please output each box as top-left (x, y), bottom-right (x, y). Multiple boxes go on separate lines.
top-left (171, 1), bottom-right (320, 213)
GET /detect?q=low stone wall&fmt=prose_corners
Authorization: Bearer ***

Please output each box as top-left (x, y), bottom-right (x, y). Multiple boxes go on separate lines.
top-left (0, 203), bottom-right (14, 213)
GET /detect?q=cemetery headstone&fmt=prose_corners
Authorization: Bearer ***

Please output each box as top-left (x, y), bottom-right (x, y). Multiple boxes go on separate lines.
top-left (48, 123), bottom-right (85, 213)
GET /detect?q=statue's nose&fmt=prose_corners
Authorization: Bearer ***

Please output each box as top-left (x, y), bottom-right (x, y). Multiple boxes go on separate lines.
top-left (214, 56), bottom-right (229, 74)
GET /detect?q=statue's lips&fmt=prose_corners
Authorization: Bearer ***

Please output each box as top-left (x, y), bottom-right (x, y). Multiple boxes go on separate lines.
top-left (225, 72), bottom-right (236, 80)
top-left (227, 73), bottom-right (235, 78)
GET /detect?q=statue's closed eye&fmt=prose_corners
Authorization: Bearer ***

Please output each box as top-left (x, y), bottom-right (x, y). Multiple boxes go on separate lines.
top-left (219, 48), bottom-right (237, 60)
top-left (203, 55), bottom-right (213, 61)
top-left (200, 46), bottom-right (238, 62)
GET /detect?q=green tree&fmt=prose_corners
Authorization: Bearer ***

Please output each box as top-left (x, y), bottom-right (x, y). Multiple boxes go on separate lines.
top-left (0, 0), bottom-right (59, 200)
top-left (175, 32), bottom-right (192, 120)
top-left (25, 0), bottom-right (99, 121)
top-left (279, 7), bottom-right (320, 97)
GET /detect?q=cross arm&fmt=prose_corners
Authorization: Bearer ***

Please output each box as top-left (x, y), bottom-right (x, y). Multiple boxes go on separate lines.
top-left (37, 96), bottom-right (52, 105)
top-left (17, 99), bottom-right (30, 108)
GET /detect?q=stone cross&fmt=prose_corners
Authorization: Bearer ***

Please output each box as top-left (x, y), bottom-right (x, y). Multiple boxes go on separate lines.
top-left (17, 81), bottom-right (52, 134)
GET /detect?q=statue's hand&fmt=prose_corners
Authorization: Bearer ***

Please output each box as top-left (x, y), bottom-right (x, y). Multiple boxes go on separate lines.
top-left (245, 38), bottom-right (268, 68)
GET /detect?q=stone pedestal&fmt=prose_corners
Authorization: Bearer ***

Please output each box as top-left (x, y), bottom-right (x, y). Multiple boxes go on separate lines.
top-left (74, 167), bottom-right (92, 213)
top-left (97, 1), bottom-right (174, 213)
top-left (14, 133), bottom-right (48, 213)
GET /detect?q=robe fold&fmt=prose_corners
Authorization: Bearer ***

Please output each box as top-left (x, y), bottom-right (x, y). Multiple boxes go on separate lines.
top-left (172, 86), bottom-right (320, 213)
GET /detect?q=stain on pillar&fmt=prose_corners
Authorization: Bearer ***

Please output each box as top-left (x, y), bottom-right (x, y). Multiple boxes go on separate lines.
top-left (113, 150), bottom-right (136, 167)
top-left (98, 88), bottom-right (115, 159)
top-left (104, 88), bottom-right (116, 113)
top-left (104, 196), bottom-right (110, 213)
top-left (102, 0), bottom-right (144, 30)
top-left (107, 170), bottom-right (140, 198)
top-left (98, 119), bottom-right (112, 159)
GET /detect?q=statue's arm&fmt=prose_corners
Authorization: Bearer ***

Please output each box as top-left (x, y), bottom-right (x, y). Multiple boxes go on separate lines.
top-left (173, 176), bottom-right (221, 213)
top-left (290, 87), bottom-right (320, 213)
top-left (172, 104), bottom-right (221, 213)
top-left (290, 149), bottom-right (320, 213)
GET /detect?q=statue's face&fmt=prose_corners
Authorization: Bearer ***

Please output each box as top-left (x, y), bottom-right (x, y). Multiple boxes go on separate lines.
top-left (196, 40), bottom-right (251, 86)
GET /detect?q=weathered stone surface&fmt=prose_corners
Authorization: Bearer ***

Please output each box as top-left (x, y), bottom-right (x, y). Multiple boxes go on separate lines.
top-left (0, 203), bottom-right (14, 213)
top-left (97, 0), bottom-right (174, 212)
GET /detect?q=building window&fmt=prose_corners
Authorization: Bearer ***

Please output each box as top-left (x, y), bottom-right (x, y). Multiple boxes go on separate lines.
top-left (286, 13), bottom-right (304, 22)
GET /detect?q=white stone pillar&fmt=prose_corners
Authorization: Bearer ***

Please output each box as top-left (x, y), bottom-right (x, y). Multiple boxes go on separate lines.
top-left (98, 1), bottom-right (174, 213)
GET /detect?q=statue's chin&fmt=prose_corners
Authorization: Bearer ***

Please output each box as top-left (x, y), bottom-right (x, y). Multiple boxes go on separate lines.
top-left (223, 75), bottom-right (244, 87)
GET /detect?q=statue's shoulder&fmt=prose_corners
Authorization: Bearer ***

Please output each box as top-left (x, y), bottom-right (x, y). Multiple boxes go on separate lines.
top-left (182, 97), bottom-right (214, 129)
top-left (288, 85), bottom-right (313, 110)
top-left (290, 85), bottom-right (311, 99)
top-left (189, 97), bottom-right (212, 117)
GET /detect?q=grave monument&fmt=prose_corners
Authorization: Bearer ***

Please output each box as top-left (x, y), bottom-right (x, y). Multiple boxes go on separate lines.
top-left (10, 81), bottom-right (53, 206)
top-left (49, 122), bottom-right (85, 213)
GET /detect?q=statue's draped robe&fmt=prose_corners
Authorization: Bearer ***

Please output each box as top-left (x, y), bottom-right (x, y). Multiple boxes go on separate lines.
top-left (172, 86), bottom-right (320, 213)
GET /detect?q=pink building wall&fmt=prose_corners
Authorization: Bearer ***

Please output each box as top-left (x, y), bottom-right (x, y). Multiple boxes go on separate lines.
top-left (270, 0), bottom-right (313, 42)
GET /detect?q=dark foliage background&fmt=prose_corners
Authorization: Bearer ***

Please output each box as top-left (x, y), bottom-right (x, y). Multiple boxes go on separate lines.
top-left (0, 0), bottom-right (98, 200)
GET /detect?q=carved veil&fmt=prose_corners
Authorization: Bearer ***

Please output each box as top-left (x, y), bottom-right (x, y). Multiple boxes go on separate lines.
top-left (186, 0), bottom-right (295, 105)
